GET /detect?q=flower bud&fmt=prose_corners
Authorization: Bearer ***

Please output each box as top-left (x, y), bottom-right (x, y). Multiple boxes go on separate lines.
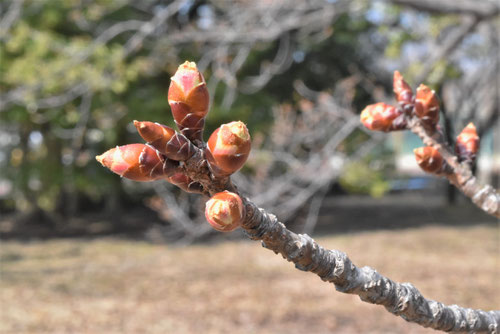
top-left (205, 191), bottom-right (244, 232)
top-left (164, 132), bottom-right (196, 161)
top-left (134, 120), bottom-right (196, 162)
top-left (455, 122), bottom-right (479, 163)
top-left (206, 121), bottom-right (251, 176)
top-left (414, 146), bottom-right (444, 174)
top-left (360, 102), bottom-right (405, 132)
top-left (134, 120), bottom-right (175, 151)
top-left (414, 84), bottom-right (439, 128)
top-left (168, 173), bottom-right (204, 193)
top-left (96, 144), bottom-right (175, 181)
top-left (168, 61), bottom-right (209, 143)
top-left (393, 71), bottom-right (413, 106)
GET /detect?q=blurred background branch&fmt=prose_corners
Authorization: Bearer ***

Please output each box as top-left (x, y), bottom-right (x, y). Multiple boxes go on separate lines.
top-left (0, 0), bottom-right (498, 241)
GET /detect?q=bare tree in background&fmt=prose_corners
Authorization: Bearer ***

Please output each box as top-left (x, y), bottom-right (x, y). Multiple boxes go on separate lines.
top-left (0, 0), bottom-right (498, 236)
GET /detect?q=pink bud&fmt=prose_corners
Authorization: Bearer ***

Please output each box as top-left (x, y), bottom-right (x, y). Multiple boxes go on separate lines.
top-left (206, 121), bottom-right (251, 176)
top-left (205, 191), bottom-right (245, 232)
top-left (96, 144), bottom-right (166, 181)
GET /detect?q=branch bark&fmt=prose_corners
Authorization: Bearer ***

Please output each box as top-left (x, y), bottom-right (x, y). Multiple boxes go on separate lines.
top-left (176, 127), bottom-right (500, 333)
top-left (414, 16), bottom-right (481, 85)
top-left (408, 119), bottom-right (500, 218)
top-left (388, 0), bottom-right (500, 18)
top-left (241, 199), bottom-right (500, 333)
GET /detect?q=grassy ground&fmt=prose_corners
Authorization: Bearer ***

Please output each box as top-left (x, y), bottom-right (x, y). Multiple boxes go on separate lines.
top-left (1, 225), bottom-right (499, 333)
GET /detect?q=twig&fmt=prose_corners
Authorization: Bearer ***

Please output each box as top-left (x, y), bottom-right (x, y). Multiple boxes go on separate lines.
top-left (242, 199), bottom-right (500, 333)
top-left (414, 16), bottom-right (481, 85)
top-left (98, 61), bottom-right (500, 332)
top-left (172, 121), bottom-right (500, 333)
top-left (0, 0), bottom-right (24, 40)
top-left (389, 0), bottom-right (500, 18)
top-left (409, 118), bottom-right (500, 217)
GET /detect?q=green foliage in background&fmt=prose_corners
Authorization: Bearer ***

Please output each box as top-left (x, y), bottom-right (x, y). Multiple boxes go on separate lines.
top-left (1, 0), bottom-right (490, 219)
top-left (340, 161), bottom-right (390, 198)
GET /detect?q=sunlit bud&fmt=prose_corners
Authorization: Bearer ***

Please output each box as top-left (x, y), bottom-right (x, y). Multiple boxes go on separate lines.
top-left (414, 84), bottom-right (439, 128)
top-left (360, 102), bottom-right (406, 132)
top-left (96, 144), bottom-right (173, 181)
top-left (455, 122), bottom-right (479, 163)
top-left (168, 61), bottom-right (209, 143)
top-left (134, 120), bottom-right (195, 161)
top-left (134, 120), bottom-right (175, 151)
top-left (393, 71), bottom-right (413, 105)
top-left (414, 146), bottom-right (444, 174)
top-left (206, 121), bottom-right (251, 176)
top-left (205, 191), bottom-right (244, 232)
top-left (167, 172), bottom-right (204, 193)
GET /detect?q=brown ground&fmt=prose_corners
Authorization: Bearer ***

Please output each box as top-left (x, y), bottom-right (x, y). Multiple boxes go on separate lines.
top-left (1, 225), bottom-right (499, 334)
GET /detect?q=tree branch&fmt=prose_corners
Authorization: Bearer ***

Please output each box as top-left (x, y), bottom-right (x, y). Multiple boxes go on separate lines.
top-left (388, 0), bottom-right (500, 18)
top-left (175, 121), bottom-right (500, 333)
top-left (414, 16), bottom-right (480, 84)
top-left (241, 199), bottom-right (500, 333)
top-left (408, 118), bottom-right (500, 217)
top-left (0, 0), bottom-right (24, 40)
top-left (97, 60), bottom-right (500, 332)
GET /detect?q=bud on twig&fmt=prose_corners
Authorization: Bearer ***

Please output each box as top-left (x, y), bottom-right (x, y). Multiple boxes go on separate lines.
top-left (414, 146), bottom-right (444, 174)
top-left (360, 102), bottom-right (406, 132)
top-left (393, 71), bottom-right (413, 108)
top-left (205, 191), bottom-right (244, 232)
top-left (414, 84), bottom-right (439, 129)
top-left (168, 61), bottom-right (209, 143)
top-left (455, 122), bottom-right (479, 163)
top-left (206, 121), bottom-right (251, 176)
top-left (168, 173), bottom-right (204, 194)
top-left (134, 120), bottom-right (175, 151)
top-left (134, 120), bottom-right (196, 161)
top-left (96, 144), bottom-right (177, 181)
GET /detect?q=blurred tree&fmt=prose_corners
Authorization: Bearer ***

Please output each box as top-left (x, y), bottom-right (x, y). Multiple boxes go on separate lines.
top-left (0, 0), bottom-right (497, 234)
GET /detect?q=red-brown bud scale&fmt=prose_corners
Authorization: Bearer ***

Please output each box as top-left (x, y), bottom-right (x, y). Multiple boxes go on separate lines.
top-left (414, 146), bottom-right (444, 174)
top-left (393, 71), bottom-right (413, 107)
top-left (414, 84), bottom-right (439, 128)
top-left (168, 173), bottom-right (204, 193)
top-left (134, 120), bottom-right (175, 151)
top-left (134, 120), bottom-right (196, 161)
top-left (455, 122), bottom-right (479, 163)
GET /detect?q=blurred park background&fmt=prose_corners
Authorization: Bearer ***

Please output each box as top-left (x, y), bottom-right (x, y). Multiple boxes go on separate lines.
top-left (0, 0), bottom-right (499, 333)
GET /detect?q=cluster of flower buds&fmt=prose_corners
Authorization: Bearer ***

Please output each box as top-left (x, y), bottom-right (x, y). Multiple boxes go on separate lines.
top-left (361, 71), bottom-right (483, 178)
top-left (455, 122), bottom-right (479, 164)
top-left (413, 146), bottom-right (445, 174)
top-left (97, 61), bottom-right (252, 232)
top-left (205, 191), bottom-right (245, 232)
top-left (361, 71), bottom-right (442, 133)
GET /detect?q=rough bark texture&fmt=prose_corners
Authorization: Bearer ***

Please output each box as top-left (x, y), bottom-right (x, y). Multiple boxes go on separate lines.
top-left (242, 200), bottom-right (500, 333)
top-left (172, 123), bottom-right (500, 332)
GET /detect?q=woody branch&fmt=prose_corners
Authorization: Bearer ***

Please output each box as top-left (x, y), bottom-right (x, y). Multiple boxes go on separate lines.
top-left (97, 61), bottom-right (500, 333)
top-left (360, 71), bottom-right (499, 217)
